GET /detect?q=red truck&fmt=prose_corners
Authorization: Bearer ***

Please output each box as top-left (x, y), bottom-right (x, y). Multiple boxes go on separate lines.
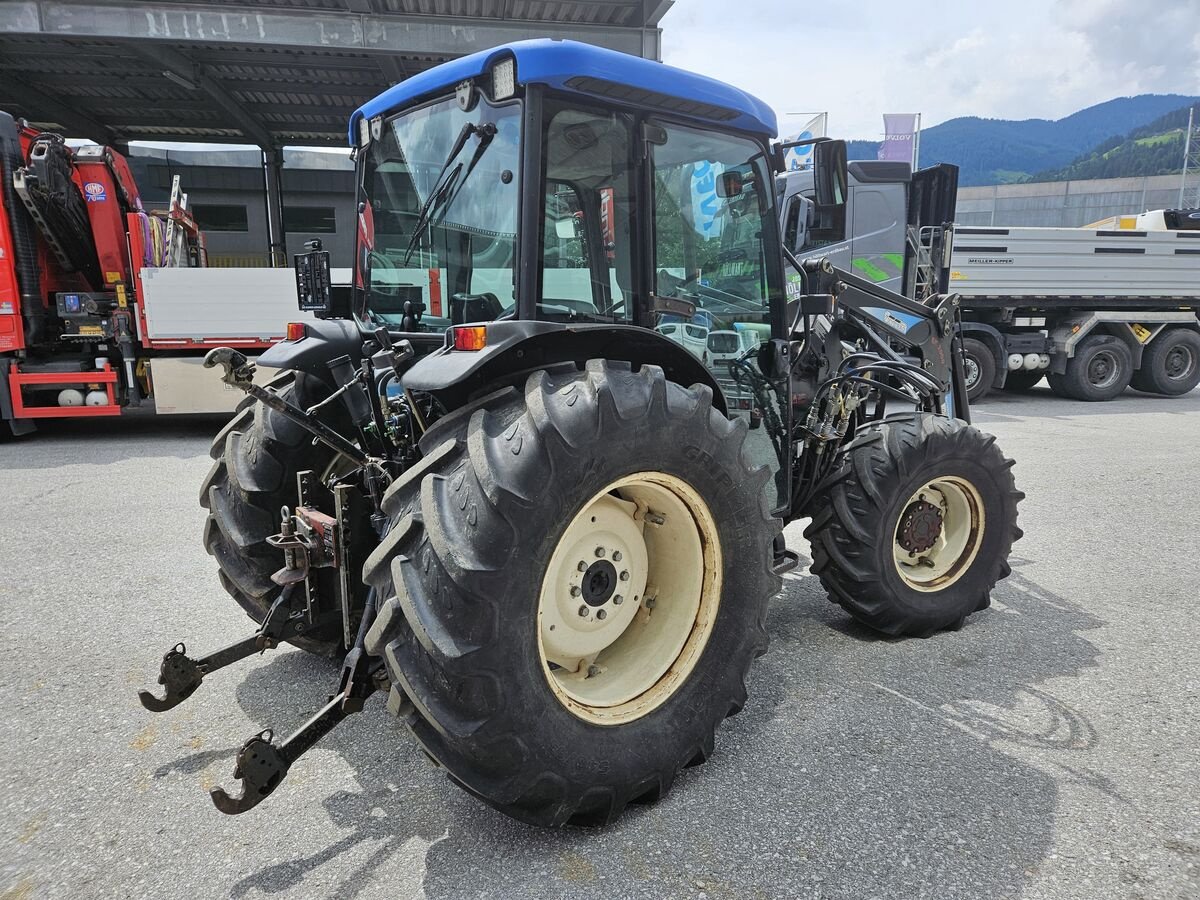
top-left (1, 111), bottom-right (310, 437)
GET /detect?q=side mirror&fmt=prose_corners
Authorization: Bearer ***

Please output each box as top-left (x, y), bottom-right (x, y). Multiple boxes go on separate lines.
top-left (813, 139), bottom-right (847, 209)
top-left (716, 170), bottom-right (745, 198)
top-left (757, 338), bottom-right (790, 379)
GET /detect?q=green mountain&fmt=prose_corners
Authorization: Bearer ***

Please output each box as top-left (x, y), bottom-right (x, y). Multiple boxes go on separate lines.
top-left (845, 94), bottom-right (1199, 186)
top-left (1031, 106), bottom-right (1192, 181)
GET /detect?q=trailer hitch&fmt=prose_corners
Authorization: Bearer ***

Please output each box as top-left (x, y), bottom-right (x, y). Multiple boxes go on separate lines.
top-left (210, 591), bottom-right (383, 814)
top-left (137, 583), bottom-right (333, 712)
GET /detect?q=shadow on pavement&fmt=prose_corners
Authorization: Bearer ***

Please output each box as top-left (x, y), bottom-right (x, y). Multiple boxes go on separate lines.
top-left (0, 413), bottom-right (226, 468)
top-left (216, 559), bottom-right (1104, 899)
top-left (973, 386), bottom-right (1200, 421)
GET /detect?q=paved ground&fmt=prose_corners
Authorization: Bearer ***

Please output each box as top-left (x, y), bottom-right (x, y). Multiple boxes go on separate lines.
top-left (2, 386), bottom-right (1198, 900)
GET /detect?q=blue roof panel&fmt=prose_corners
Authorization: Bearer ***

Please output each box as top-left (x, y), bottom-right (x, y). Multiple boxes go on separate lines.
top-left (349, 39), bottom-right (777, 143)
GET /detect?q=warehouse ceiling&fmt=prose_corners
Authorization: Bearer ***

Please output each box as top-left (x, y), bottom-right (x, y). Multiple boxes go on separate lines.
top-left (0, 0), bottom-right (672, 147)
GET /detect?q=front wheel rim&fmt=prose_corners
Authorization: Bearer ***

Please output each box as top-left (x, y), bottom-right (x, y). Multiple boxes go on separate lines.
top-left (892, 476), bottom-right (986, 592)
top-left (537, 472), bottom-right (722, 725)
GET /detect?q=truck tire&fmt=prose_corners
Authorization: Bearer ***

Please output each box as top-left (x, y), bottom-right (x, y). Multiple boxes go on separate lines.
top-left (1130, 328), bottom-right (1200, 396)
top-left (1002, 370), bottom-right (1043, 392)
top-left (363, 361), bottom-right (780, 826)
top-left (1048, 334), bottom-right (1132, 401)
top-left (960, 337), bottom-right (995, 403)
top-left (804, 413), bottom-right (1022, 637)
top-left (200, 373), bottom-right (343, 656)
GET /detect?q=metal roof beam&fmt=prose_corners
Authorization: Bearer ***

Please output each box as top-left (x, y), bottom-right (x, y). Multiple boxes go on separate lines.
top-left (2, 2), bottom-right (648, 56)
top-left (0, 79), bottom-right (115, 143)
top-left (128, 43), bottom-right (276, 148)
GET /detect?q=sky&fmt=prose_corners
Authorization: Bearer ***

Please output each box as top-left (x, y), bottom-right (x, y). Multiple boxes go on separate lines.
top-left (660, 0), bottom-right (1200, 139)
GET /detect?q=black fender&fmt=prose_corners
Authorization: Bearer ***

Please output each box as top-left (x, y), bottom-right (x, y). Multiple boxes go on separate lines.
top-left (403, 321), bottom-right (728, 415)
top-left (256, 319), bottom-right (364, 386)
top-left (957, 321), bottom-right (1007, 389)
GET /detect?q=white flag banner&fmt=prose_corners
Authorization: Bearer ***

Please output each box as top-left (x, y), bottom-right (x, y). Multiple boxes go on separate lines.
top-left (782, 113), bottom-right (828, 170)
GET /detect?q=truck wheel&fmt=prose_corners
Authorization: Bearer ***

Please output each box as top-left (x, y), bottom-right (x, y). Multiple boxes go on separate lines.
top-left (1047, 334), bottom-right (1131, 401)
top-left (960, 337), bottom-right (995, 402)
top-left (363, 361), bottom-right (779, 826)
top-left (1130, 328), bottom-right (1200, 396)
top-left (200, 373), bottom-right (343, 656)
top-left (1002, 370), bottom-right (1043, 392)
top-left (804, 413), bottom-right (1022, 637)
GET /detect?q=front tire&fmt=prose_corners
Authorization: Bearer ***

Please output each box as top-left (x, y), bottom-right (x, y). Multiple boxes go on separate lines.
top-left (804, 413), bottom-right (1022, 637)
top-left (363, 361), bottom-right (780, 826)
top-left (960, 337), bottom-right (996, 403)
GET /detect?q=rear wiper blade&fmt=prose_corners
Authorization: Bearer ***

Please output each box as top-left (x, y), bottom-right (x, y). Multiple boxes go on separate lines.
top-left (402, 122), bottom-right (496, 265)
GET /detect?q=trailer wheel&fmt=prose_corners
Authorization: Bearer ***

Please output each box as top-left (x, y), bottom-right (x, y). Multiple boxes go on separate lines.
top-left (804, 413), bottom-right (1022, 637)
top-left (1048, 334), bottom-right (1132, 401)
top-left (363, 361), bottom-right (779, 826)
top-left (200, 373), bottom-right (343, 656)
top-left (1130, 328), bottom-right (1200, 396)
top-left (960, 337), bottom-right (995, 403)
top-left (1002, 370), bottom-right (1043, 392)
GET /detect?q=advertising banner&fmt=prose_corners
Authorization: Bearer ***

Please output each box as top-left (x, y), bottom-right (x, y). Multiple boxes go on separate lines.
top-left (878, 113), bottom-right (919, 164)
top-left (781, 112), bottom-right (828, 171)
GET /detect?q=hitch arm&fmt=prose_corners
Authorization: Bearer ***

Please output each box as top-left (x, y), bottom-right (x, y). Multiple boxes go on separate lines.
top-left (203, 347), bottom-right (370, 468)
top-left (210, 590), bottom-right (383, 814)
top-left (137, 584), bottom-right (327, 712)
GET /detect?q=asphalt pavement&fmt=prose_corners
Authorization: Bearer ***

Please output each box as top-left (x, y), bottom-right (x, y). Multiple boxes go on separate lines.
top-left (1, 386), bottom-right (1198, 900)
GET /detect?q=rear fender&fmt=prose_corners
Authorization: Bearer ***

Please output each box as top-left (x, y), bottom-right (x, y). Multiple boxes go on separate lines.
top-left (403, 321), bottom-right (728, 415)
top-left (256, 319), bottom-right (363, 386)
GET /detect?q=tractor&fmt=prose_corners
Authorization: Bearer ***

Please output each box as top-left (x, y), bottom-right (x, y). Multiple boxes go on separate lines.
top-left (139, 39), bottom-right (1022, 827)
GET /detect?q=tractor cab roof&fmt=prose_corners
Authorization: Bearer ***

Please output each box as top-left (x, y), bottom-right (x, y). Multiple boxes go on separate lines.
top-left (349, 39), bottom-right (778, 144)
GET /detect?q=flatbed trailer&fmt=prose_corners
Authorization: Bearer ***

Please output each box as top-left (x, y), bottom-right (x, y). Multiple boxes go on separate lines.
top-left (949, 220), bottom-right (1200, 400)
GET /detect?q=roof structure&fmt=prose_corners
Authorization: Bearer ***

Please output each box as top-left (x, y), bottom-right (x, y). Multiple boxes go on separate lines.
top-left (0, 0), bottom-right (673, 148)
top-left (352, 38), bottom-right (778, 141)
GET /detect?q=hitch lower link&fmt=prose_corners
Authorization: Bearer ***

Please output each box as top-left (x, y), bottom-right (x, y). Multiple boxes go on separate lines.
top-left (138, 498), bottom-right (384, 815)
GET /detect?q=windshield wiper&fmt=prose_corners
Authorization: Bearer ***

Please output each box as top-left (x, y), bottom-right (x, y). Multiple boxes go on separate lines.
top-left (402, 121), bottom-right (497, 266)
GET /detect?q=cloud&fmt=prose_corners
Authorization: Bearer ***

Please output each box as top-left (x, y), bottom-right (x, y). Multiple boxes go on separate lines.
top-left (660, 0), bottom-right (1200, 138)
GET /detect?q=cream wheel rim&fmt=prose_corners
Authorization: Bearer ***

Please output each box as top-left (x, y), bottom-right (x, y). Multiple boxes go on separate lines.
top-left (892, 476), bottom-right (985, 592)
top-left (537, 472), bottom-right (722, 725)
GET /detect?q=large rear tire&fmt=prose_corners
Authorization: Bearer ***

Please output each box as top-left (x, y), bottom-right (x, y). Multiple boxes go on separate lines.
top-left (804, 413), bottom-right (1022, 637)
top-left (1130, 328), bottom-right (1200, 396)
top-left (200, 373), bottom-right (343, 656)
top-left (1047, 334), bottom-right (1131, 401)
top-left (363, 361), bottom-right (780, 826)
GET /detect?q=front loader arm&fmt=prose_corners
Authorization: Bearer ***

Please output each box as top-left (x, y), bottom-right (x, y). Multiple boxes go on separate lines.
top-left (803, 262), bottom-right (970, 423)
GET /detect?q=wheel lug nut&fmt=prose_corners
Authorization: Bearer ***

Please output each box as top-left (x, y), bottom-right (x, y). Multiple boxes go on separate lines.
top-left (595, 546), bottom-right (605, 558)
top-left (577, 561), bottom-right (588, 572)
top-left (578, 605), bottom-right (589, 617)
top-left (596, 609), bottom-right (607, 620)
top-left (619, 570), bottom-right (629, 582)
top-left (570, 585), bottom-right (581, 597)
top-left (612, 550), bottom-right (622, 562)
top-left (613, 595), bottom-right (623, 605)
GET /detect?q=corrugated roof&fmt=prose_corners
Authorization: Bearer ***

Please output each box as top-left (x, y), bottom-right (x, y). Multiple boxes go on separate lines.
top-left (0, 0), bottom-right (670, 146)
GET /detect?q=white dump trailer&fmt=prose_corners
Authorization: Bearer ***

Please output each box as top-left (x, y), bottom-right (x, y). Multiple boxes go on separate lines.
top-left (949, 217), bottom-right (1200, 400)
